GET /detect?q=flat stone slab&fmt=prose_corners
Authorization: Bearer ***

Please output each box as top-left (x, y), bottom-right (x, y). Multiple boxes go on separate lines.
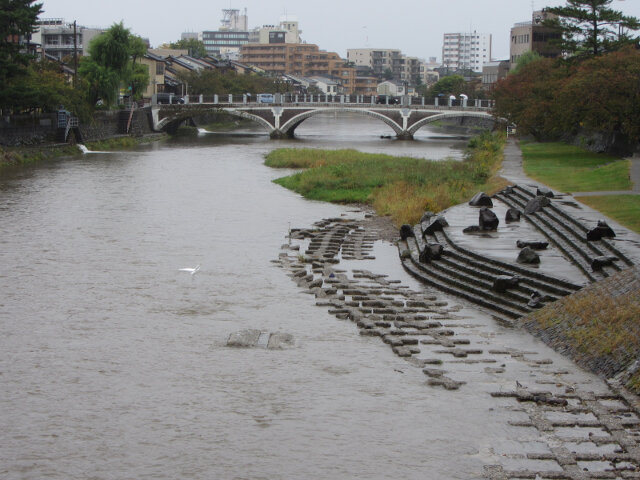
top-left (227, 329), bottom-right (294, 349)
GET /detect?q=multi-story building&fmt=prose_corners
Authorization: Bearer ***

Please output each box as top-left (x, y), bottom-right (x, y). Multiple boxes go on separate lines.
top-left (510, 10), bottom-right (561, 69)
top-left (441, 32), bottom-right (492, 73)
top-left (248, 16), bottom-right (302, 45)
top-left (33, 18), bottom-right (103, 61)
top-left (347, 48), bottom-right (402, 77)
top-left (240, 43), bottom-right (357, 93)
top-left (481, 60), bottom-right (510, 89)
top-left (201, 31), bottom-right (249, 58)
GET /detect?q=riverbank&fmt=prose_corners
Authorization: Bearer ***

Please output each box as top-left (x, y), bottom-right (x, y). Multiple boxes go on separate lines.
top-left (265, 131), bottom-right (509, 226)
top-left (0, 133), bottom-right (165, 171)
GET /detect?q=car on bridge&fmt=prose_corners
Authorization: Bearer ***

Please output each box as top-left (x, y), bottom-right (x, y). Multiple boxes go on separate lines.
top-left (376, 95), bottom-right (400, 105)
top-left (257, 93), bottom-right (275, 104)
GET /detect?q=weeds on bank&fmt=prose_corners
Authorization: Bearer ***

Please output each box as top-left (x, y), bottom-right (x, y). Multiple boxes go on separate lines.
top-left (529, 288), bottom-right (640, 394)
top-left (265, 131), bottom-right (508, 226)
top-left (520, 141), bottom-right (632, 192)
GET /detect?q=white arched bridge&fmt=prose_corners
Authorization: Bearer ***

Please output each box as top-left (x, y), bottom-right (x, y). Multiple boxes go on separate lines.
top-left (150, 94), bottom-right (499, 139)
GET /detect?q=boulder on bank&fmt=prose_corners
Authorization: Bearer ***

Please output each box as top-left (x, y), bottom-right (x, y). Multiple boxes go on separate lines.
top-left (420, 211), bottom-right (436, 224)
top-left (517, 240), bottom-right (549, 250)
top-left (517, 246), bottom-right (541, 264)
top-left (524, 195), bottom-right (551, 215)
top-left (505, 208), bottom-right (521, 223)
top-left (492, 275), bottom-right (520, 293)
top-left (479, 207), bottom-right (499, 231)
top-left (422, 216), bottom-right (449, 236)
top-left (400, 224), bottom-right (415, 240)
top-left (591, 256), bottom-right (619, 271)
top-left (586, 220), bottom-right (616, 241)
top-left (468, 192), bottom-right (493, 207)
top-left (536, 186), bottom-right (555, 198)
top-left (419, 243), bottom-right (444, 263)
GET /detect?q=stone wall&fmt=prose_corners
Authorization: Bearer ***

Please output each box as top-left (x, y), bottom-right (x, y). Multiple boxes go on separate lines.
top-left (0, 108), bottom-right (154, 146)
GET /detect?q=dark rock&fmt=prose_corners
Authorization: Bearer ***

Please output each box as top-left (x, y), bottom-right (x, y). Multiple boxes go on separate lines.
top-left (399, 224), bottom-right (414, 240)
top-left (420, 211), bottom-right (435, 223)
top-left (591, 256), bottom-right (619, 271)
top-left (468, 192), bottom-right (493, 207)
top-left (419, 243), bottom-right (444, 263)
top-left (503, 186), bottom-right (515, 195)
top-left (536, 186), bottom-right (555, 198)
top-left (422, 216), bottom-right (449, 236)
top-left (505, 208), bottom-right (521, 222)
top-left (479, 207), bottom-right (499, 231)
top-left (524, 195), bottom-right (551, 214)
top-left (587, 220), bottom-right (616, 241)
top-left (492, 275), bottom-right (520, 293)
top-left (516, 240), bottom-right (549, 250)
top-left (517, 246), bottom-right (540, 264)
top-left (463, 225), bottom-right (481, 234)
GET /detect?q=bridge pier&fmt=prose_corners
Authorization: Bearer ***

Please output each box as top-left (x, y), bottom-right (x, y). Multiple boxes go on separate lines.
top-left (396, 132), bottom-right (414, 140)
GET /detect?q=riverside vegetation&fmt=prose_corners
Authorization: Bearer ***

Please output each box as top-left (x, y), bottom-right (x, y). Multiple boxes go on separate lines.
top-left (265, 131), bottom-right (509, 226)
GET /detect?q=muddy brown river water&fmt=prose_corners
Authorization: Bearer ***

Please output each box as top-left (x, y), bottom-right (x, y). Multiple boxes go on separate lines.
top-left (1, 115), bottom-right (638, 479)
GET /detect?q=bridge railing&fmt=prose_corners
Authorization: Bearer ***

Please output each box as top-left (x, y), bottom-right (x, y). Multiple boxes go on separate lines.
top-left (162, 94), bottom-right (495, 109)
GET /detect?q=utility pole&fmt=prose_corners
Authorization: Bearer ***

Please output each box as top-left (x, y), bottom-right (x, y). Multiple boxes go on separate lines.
top-left (73, 20), bottom-right (78, 88)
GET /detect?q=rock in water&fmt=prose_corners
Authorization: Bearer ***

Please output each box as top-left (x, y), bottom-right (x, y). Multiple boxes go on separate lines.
top-left (399, 224), bottom-right (414, 240)
top-left (505, 208), bottom-right (521, 223)
top-left (517, 246), bottom-right (540, 264)
top-left (463, 225), bottom-right (481, 234)
top-left (479, 207), bottom-right (499, 231)
top-left (468, 192), bottom-right (493, 207)
top-left (227, 329), bottom-right (262, 348)
top-left (524, 195), bottom-right (551, 214)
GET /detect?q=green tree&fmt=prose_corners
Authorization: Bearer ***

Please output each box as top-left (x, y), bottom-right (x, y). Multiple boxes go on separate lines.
top-left (78, 22), bottom-right (149, 106)
top-left (545, 0), bottom-right (640, 56)
top-left (511, 51), bottom-right (542, 74)
top-left (0, 0), bottom-right (43, 110)
top-left (428, 75), bottom-right (465, 97)
top-left (167, 38), bottom-right (207, 58)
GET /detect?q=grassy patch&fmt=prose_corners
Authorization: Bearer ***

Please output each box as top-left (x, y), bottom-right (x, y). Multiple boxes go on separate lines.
top-left (577, 195), bottom-right (640, 234)
top-left (527, 282), bottom-right (640, 395)
top-left (85, 135), bottom-right (162, 151)
top-left (520, 141), bottom-right (632, 192)
top-left (0, 144), bottom-right (82, 171)
top-left (265, 131), bottom-right (508, 226)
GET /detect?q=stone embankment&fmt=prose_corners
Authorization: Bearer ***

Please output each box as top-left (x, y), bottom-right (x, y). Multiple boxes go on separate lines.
top-left (275, 212), bottom-right (640, 478)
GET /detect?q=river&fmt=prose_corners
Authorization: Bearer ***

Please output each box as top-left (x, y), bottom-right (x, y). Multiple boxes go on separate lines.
top-left (0, 115), bottom-right (613, 479)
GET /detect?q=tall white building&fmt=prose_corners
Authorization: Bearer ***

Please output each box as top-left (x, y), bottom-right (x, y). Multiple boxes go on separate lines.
top-left (442, 32), bottom-right (492, 73)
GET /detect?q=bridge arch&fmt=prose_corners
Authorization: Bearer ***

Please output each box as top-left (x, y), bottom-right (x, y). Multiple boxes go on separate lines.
top-left (279, 107), bottom-right (404, 138)
top-left (154, 107), bottom-right (274, 134)
top-left (407, 112), bottom-right (497, 136)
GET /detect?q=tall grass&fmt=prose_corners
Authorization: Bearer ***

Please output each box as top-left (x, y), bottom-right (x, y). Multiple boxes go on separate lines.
top-left (265, 131), bottom-right (508, 226)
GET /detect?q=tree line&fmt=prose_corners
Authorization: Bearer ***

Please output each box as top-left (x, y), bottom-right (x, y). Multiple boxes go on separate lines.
top-left (493, 0), bottom-right (640, 150)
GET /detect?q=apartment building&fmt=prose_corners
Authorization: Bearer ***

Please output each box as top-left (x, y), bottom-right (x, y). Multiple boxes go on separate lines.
top-left (347, 48), bottom-right (402, 77)
top-left (510, 10), bottom-right (561, 69)
top-left (442, 32), bottom-right (492, 73)
top-left (33, 18), bottom-right (103, 61)
top-left (249, 16), bottom-right (302, 44)
top-left (241, 43), bottom-right (357, 93)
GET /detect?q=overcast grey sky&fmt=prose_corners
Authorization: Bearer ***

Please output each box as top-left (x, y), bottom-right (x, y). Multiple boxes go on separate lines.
top-left (39, 0), bottom-right (640, 61)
